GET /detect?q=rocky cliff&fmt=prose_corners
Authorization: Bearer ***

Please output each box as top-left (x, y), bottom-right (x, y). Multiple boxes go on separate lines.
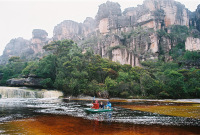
top-left (0, 29), bottom-right (50, 64)
top-left (53, 18), bottom-right (96, 42)
top-left (185, 37), bottom-right (200, 51)
top-left (52, 0), bottom-right (198, 66)
top-left (31, 29), bottom-right (49, 55)
top-left (1, 0), bottom-right (200, 66)
top-left (186, 4), bottom-right (200, 52)
top-left (195, 5), bottom-right (200, 32)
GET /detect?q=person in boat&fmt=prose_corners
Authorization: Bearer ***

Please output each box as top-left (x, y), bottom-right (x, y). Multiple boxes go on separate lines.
top-left (106, 101), bottom-right (112, 109)
top-left (91, 100), bottom-right (99, 109)
top-left (93, 96), bottom-right (95, 103)
top-left (99, 101), bottom-right (104, 109)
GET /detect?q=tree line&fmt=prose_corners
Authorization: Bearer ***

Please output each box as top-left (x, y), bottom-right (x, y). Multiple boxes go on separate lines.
top-left (0, 39), bottom-right (199, 99)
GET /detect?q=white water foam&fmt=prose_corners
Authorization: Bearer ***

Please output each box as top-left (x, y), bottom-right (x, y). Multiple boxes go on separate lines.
top-left (0, 87), bottom-right (63, 98)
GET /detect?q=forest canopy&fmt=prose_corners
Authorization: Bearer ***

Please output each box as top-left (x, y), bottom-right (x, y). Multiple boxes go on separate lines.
top-left (0, 39), bottom-right (199, 99)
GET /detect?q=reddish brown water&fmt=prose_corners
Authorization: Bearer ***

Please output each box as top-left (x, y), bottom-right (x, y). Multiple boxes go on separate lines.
top-left (0, 98), bottom-right (200, 135)
top-left (2, 115), bottom-right (199, 135)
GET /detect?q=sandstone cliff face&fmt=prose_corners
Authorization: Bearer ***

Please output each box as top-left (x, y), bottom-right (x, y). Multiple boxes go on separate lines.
top-left (97, 0), bottom-right (196, 64)
top-left (185, 37), bottom-right (200, 51)
top-left (1, 0), bottom-right (199, 66)
top-left (53, 20), bottom-right (81, 41)
top-left (0, 38), bottom-right (30, 63)
top-left (112, 0), bottom-right (189, 31)
top-left (93, 0), bottom-right (189, 63)
top-left (0, 29), bottom-right (49, 64)
top-left (31, 29), bottom-right (49, 54)
top-left (195, 5), bottom-right (200, 32)
top-left (82, 17), bottom-right (96, 36)
top-left (32, 29), bottom-right (48, 40)
top-left (52, 0), bottom-right (193, 66)
top-left (96, 1), bottom-right (121, 21)
top-left (144, 0), bottom-right (189, 27)
top-left (53, 18), bottom-right (96, 42)
top-left (95, 1), bottom-right (121, 34)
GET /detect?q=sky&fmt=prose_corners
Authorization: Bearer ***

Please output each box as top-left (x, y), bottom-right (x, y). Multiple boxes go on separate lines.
top-left (0, 0), bottom-right (200, 56)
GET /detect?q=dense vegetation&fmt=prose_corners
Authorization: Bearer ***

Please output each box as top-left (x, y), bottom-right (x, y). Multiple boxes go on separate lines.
top-left (0, 39), bottom-right (199, 99)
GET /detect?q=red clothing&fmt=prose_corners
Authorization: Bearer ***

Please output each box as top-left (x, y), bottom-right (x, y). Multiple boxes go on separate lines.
top-left (91, 100), bottom-right (99, 109)
top-left (91, 103), bottom-right (99, 109)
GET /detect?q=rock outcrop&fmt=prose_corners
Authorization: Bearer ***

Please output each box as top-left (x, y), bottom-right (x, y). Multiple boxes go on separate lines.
top-left (53, 20), bottom-right (81, 41)
top-left (0, 29), bottom-right (50, 64)
top-left (190, 4), bottom-right (200, 32)
top-left (53, 18), bottom-right (96, 42)
top-left (52, 0), bottom-right (192, 66)
top-left (0, 0), bottom-right (199, 66)
top-left (0, 37), bottom-right (30, 64)
top-left (123, 0), bottom-right (189, 29)
top-left (31, 29), bottom-right (49, 55)
top-left (195, 5), bottom-right (200, 32)
top-left (185, 37), bottom-right (200, 51)
top-left (6, 76), bottom-right (44, 87)
top-left (95, 1), bottom-right (122, 34)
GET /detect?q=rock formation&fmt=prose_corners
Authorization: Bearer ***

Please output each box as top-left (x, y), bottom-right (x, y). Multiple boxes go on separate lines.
top-left (53, 18), bottom-right (96, 42)
top-left (31, 29), bottom-right (49, 55)
top-left (0, 37), bottom-right (30, 64)
top-left (1, 0), bottom-right (200, 66)
top-left (0, 29), bottom-right (50, 64)
top-left (185, 37), bottom-right (200, 51)
top-left (6, 76), bottom-right (44, 87)
top-left (53, 0), bottom-right (194, 66)
top-left (194, 5), bottom-right (200, 31)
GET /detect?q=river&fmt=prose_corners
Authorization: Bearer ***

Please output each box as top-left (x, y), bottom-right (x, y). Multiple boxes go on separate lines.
top-left (0, 87), bottom-right (199, 135)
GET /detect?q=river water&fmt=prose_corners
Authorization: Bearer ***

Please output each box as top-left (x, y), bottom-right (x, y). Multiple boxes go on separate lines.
top-left (0, 97), bottom-right (200, 135)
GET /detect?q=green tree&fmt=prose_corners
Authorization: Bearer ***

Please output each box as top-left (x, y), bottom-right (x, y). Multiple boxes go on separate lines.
top-left (183, 51), bottom-right (200, 61)
top-left (8, 56), bottom-right (21, 63)
top-left (184, 69), bottom-right (200, 98)
top-left (164, 70), bottom-right (185, 98)
top-left (0, 61), bottom-right (27, 85)
top-left (105, 77), bottom-right (117, 97)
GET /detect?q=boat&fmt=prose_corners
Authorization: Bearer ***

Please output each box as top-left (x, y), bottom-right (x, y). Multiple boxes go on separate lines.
top-left (85, 108), bottom-right (113, 113)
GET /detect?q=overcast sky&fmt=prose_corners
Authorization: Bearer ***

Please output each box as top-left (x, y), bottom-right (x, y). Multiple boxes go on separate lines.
top-left (0, 0), bottom-right (199, 56)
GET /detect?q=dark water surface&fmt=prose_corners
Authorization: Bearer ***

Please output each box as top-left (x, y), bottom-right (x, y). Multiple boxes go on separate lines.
top-left (0, 98), bottom-right (199, 135)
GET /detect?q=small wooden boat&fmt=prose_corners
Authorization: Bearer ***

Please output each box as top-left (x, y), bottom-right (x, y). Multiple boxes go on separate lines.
top-left (85, 108), bottom-right (113, 113)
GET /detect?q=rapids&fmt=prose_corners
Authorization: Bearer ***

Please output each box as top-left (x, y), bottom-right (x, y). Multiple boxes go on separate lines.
top-left (0, 86), bottom-right (63, 98)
